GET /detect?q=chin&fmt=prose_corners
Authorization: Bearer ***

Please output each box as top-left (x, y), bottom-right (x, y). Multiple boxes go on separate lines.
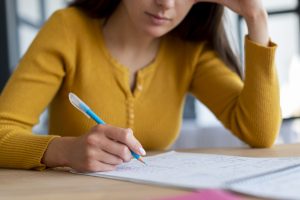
top-left (143, 27), bottom-right (171, 38)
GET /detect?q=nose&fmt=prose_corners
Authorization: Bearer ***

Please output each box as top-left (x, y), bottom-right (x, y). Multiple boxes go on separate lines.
top-left (156, 0), bottom-right (175, 10)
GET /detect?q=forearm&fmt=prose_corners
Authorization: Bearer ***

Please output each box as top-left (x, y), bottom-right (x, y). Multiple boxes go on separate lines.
top-left (231, 38), bottom-right (281, 147)
top-left (0, 128), bottom-right (57, 170)
top-left (245, 9), bottom-right (269, 46)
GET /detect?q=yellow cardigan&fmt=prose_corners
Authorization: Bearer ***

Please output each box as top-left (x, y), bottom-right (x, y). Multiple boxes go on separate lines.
top-left (0, 8), bottom-right (281, 170)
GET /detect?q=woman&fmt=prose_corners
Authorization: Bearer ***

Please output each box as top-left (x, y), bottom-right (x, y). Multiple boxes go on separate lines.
top-left (0, 0), bottom-right (281, 172)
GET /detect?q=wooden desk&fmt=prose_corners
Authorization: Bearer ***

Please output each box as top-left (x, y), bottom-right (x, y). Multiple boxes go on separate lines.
top-left (1, 144), bottom-right (300, 200)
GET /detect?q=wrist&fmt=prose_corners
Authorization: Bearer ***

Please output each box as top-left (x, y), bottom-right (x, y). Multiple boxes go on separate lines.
top-left (245, 10), bottom-right (269, 46)
top-left (244, 8), bottom-right (268, 24)
top-left (42, 137), bottom-right (75, 168)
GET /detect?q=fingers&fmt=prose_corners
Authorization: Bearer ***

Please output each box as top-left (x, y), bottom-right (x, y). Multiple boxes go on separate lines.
top-left (76, 136), bottom-right (124, 172)
top-left (89, 125), bottom-right (146, 161)
top-left (97, 135), bottom-right (132, 162)
top-left (70, 124), bottom-right (148, 173)
top-left (82, 124), bottom-right (146, 173)
top-left (102, 125), bottom-right (146, 157)
top-left (79, 160), bottom-right (117, 173)
top-left (97, 150), bottom-right (124, 165)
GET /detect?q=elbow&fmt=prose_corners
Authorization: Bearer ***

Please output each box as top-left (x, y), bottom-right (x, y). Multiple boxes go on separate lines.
top-left (248, 137), bottom-right (276, 148)
top-left (246, 121), bottom-right (282, 148)
top-left (234, 116), bottom-right (282, 148)
top-left (222, 100), bottom-right (283, 148)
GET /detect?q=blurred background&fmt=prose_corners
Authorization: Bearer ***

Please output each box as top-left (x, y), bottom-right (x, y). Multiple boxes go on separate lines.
top-left (1, 0), bottom-right (300, 148)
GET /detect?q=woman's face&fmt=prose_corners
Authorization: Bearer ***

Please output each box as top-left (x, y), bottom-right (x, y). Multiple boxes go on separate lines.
top-left (119, 0), bottom-right (197, 37)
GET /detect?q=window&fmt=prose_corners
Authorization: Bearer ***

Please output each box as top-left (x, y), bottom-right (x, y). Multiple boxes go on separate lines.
top-left (16, 0), bottom-right (67, 60)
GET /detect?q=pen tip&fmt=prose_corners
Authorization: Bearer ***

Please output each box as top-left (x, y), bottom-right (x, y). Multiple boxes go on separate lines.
top-left (138, 158), bottom-right (147, 165)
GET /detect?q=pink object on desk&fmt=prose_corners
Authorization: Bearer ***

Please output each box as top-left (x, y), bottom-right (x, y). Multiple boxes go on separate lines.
top-left (157, 189), bottom-right (241, 200)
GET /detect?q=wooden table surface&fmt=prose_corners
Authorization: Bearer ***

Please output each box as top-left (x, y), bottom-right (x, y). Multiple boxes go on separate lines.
top-left (1, 143), bottom-right (300, 200)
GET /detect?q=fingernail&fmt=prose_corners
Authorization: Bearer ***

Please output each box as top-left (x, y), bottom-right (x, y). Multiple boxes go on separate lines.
top-left (139, 147), bottom-right (146, 156)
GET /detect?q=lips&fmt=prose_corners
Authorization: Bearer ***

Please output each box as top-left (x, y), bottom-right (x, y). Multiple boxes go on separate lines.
top-left (145, 12), bottom-right (171, 25)
top-left (146, 12), bottom-right (171, 21)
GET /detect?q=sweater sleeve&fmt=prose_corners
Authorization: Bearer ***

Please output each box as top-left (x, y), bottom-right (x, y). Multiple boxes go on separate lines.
top-left (0, 10), bottom-right (72, 170)
top-left (189, 37), bottom-right (281, 147)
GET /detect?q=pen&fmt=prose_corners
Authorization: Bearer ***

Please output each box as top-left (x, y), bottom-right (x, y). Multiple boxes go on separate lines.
top-left (68, 92), bottom-right (146, 165)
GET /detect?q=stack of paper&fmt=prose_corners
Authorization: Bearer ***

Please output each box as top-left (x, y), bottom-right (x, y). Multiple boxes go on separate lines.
top-left (74, 151), bottom-right (300, 200)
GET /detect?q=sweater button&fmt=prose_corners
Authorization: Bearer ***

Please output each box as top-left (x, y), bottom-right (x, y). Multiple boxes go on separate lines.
top-left (129, 113), bottom-right (135, 119)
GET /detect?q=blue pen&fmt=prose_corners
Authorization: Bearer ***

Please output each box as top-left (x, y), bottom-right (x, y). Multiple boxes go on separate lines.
top-left (68, 92), bottom-right (146, 165)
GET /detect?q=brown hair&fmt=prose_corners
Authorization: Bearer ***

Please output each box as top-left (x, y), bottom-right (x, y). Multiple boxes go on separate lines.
top-left (69, 0), bottom-right (241, 77)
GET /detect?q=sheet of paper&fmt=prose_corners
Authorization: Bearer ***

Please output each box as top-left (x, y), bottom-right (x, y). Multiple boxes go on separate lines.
top-left (75, 151), bottom-right (300, 189)
top-left (228, 165), bottom-right (300, 200)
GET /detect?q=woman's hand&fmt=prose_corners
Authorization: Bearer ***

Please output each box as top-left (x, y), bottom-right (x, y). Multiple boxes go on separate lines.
top-left (196, 0), bottom-right (269, 46)
top-left (42, 125), bottom-right (146, 172)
